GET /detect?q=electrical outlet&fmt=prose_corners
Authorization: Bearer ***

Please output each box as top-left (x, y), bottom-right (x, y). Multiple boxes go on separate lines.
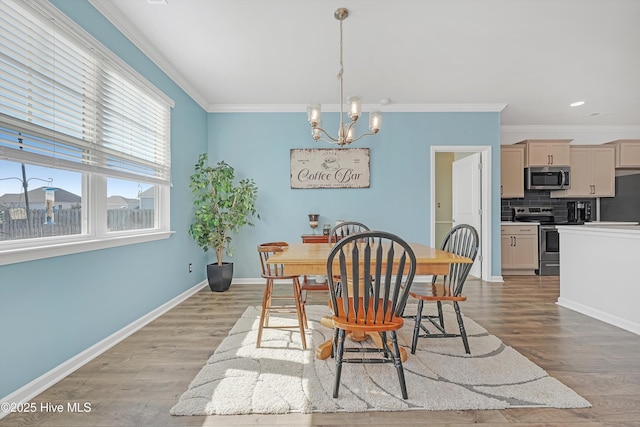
top-left (188, 263), bottom-right (193, 273)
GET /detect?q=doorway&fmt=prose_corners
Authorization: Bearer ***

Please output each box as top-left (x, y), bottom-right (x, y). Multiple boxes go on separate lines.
top-left (431, 146), bottom-right (492, 281)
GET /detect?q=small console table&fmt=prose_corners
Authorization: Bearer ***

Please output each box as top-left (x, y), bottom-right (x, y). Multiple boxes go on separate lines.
top-left (301, 234), bottom-right (334, 243)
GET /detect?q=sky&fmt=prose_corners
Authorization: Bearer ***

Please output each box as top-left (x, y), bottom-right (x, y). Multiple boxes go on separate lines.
top-left (0, 160), bottom-right (151, 199)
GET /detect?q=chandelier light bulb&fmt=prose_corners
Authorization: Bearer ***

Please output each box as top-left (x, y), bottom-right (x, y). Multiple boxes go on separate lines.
top-left (369, 111), bottom-right (382, 133)
top-left (347, 95), bottom-right (361, 120)
top-left (307, 103), bottom-right (321, 127)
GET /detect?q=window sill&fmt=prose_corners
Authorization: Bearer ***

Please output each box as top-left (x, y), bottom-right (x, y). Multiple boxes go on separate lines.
top-left (0, 231), bottom-right (174, 266)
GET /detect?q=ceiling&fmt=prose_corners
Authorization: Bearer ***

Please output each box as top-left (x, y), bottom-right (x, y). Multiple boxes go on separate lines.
top-left (90, 0), bottom-right (640, 130)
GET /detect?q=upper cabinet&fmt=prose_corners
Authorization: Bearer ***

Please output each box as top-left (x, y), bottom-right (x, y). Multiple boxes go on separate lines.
top-left (500, 145), bottom-right (525, 198)
top-left (605, 139), bottom-right (640, 168)
top-left (517, 139), bottom-right (572, 167)
top-left (551, 145), bottom-right (615, 198)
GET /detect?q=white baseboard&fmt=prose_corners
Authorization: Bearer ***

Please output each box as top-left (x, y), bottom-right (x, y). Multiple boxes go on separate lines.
top-left (557, 297), bottom-right (640, 335)
top-left (0, 280), bottom-right (208, 419)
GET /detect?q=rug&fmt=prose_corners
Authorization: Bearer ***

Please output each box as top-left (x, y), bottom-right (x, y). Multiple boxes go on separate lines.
top-left (170, 304), bottom-right (590, 415)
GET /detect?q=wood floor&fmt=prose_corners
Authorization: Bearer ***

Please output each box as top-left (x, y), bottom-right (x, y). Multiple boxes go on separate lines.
top-left (2, 275), bottom-right (640, 426)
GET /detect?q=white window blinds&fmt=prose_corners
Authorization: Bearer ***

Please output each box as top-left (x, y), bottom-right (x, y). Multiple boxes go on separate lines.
top-left (0, 0), bottom-right (174, 184)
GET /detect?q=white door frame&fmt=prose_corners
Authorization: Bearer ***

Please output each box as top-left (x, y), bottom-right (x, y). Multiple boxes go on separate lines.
top-left (430, 145), bottom-right (492, 282)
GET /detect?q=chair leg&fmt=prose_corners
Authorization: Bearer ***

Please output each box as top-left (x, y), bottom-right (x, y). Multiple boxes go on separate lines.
top-left (437, 301), bottom-right (445, 329)
top-left (256, 279), bottom-right (273, 348)
top-left (411, 299), bottom-right (424, 354)
top-left (296, 278), bottom-right (309, 329)
top-left (291, 277), bottom-right (307, 350)
top-left (453, 301), bottom-right (470, 354)
top-left (390, 331), bottom-right (408, 399)
top-left (331, 327), bottom-right (338, 358)
top-left (333, 328), bottom-right (346, 398)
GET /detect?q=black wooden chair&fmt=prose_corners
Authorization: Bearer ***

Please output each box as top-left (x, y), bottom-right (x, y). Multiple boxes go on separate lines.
top-left (330, 221), bottom-right (370, 242)
top-left (406, 224), bottom-right (479, 354)
top-left (326, 231), bottom-right (417, 399)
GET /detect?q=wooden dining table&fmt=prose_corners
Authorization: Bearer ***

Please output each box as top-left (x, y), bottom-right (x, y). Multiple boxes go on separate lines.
top-left (266, 241), bottom-right (473, 361)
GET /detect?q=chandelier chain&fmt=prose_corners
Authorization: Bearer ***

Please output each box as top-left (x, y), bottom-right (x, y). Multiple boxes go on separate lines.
top-left (338, 17), bottom-right (344, 80)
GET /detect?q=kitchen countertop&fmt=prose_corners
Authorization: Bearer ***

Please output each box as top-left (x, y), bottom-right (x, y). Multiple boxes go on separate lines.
top-left (582, 221), bottom-right (639, 226)
top-left (557, 224), bottom-right (640, 235)
top-left (501, 221), bottom-right (638, 226)
top-left (501, 221), bottom-right (538, 225)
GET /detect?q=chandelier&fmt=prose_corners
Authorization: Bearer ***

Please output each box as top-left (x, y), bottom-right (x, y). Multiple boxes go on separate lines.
top-left (307, 8), bottom-right (382, 146)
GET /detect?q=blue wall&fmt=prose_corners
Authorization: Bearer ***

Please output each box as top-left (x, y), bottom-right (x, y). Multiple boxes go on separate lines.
top-left (209, 111), bottom-right (502, 278)
top-left (0, 1), bottom-right (208, 398)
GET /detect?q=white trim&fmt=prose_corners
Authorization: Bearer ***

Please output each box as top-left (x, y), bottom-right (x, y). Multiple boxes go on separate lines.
top-left (0, 231), bottom-right (174, 266)
top-left (0, 280), bottom-right (208, 419)
top-left (430, 146), bottom-right (493, 282)
top-left (207, 103), bottom-right (508, 114)
top-left (557, 298), bottom-right (640, 335)
top-left (501, 124), bottom-right (640, 133)
top-left (501, 124), bottom-right (640, 145)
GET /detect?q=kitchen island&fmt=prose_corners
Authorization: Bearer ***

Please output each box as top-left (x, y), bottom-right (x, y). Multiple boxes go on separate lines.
top-left (557, 224), bottom-right (640, 335)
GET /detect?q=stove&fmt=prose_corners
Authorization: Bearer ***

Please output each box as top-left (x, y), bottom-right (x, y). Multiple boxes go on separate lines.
top-left (511, 206), bottom-right (584, 225)
top-left (511, 206), bottom-right (583, 276)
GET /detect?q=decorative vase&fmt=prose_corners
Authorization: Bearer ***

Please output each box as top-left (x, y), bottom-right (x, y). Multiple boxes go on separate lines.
top-left (206, 262), bottom-right (233, 292)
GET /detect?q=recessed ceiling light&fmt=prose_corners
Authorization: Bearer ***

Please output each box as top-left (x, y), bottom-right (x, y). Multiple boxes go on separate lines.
top-left (570, 101), bottom-right (585, 107)
top-left (147, 0), bottom-right (168, 4)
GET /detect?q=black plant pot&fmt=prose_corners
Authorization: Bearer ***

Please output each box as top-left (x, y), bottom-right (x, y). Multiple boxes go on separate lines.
top-left (206, 262), bottom-right (233, 292)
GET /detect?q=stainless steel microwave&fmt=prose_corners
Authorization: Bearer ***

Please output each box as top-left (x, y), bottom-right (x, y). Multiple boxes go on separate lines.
top-left (525, 166), bottom-right (570, 190)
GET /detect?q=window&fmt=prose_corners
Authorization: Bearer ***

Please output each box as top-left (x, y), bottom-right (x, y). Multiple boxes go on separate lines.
top-left (0, 0), bottom-right (174, 265)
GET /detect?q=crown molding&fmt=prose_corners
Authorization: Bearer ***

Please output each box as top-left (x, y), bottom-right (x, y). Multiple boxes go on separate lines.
top-left (88, 0), bottom-right (208, 110)
top-left (207, 103), bottom-right (508, 113)
top-left (501, 124), bottom-right (640, 133)
top-left (501, 124), bottom-right (640, 145)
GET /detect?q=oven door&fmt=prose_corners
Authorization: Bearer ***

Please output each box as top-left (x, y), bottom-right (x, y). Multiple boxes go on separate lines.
top-left (538, 225), bottom-right (560, 275)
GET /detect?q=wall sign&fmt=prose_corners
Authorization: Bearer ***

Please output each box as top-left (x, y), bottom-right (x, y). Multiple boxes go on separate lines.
top-left (290, 148), bottom-right (370, 189)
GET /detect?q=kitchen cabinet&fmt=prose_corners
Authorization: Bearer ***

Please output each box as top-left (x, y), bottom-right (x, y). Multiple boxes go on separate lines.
top-left (551, 145), bottom-right (615, 198)
top-left (501, 224), bottom-right (538, 274)
top-left (500, 145), bottom-right (525, 198)
top-left (605, 139), bottom-right (640, 168)
top-left (517, 139), bottom-right (572, 167)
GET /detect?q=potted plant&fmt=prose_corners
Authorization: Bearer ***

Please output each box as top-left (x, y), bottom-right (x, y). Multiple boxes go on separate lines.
top-left (189, 153), bottom-right (259, 292)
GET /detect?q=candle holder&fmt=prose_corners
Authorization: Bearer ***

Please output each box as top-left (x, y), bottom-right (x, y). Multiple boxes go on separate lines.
top-left (308, 213), bottom-right (319, 234)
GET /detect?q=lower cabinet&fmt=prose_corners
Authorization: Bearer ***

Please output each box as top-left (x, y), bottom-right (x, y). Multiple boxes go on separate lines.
top-left (501, 224), bottom-right (539, 275)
